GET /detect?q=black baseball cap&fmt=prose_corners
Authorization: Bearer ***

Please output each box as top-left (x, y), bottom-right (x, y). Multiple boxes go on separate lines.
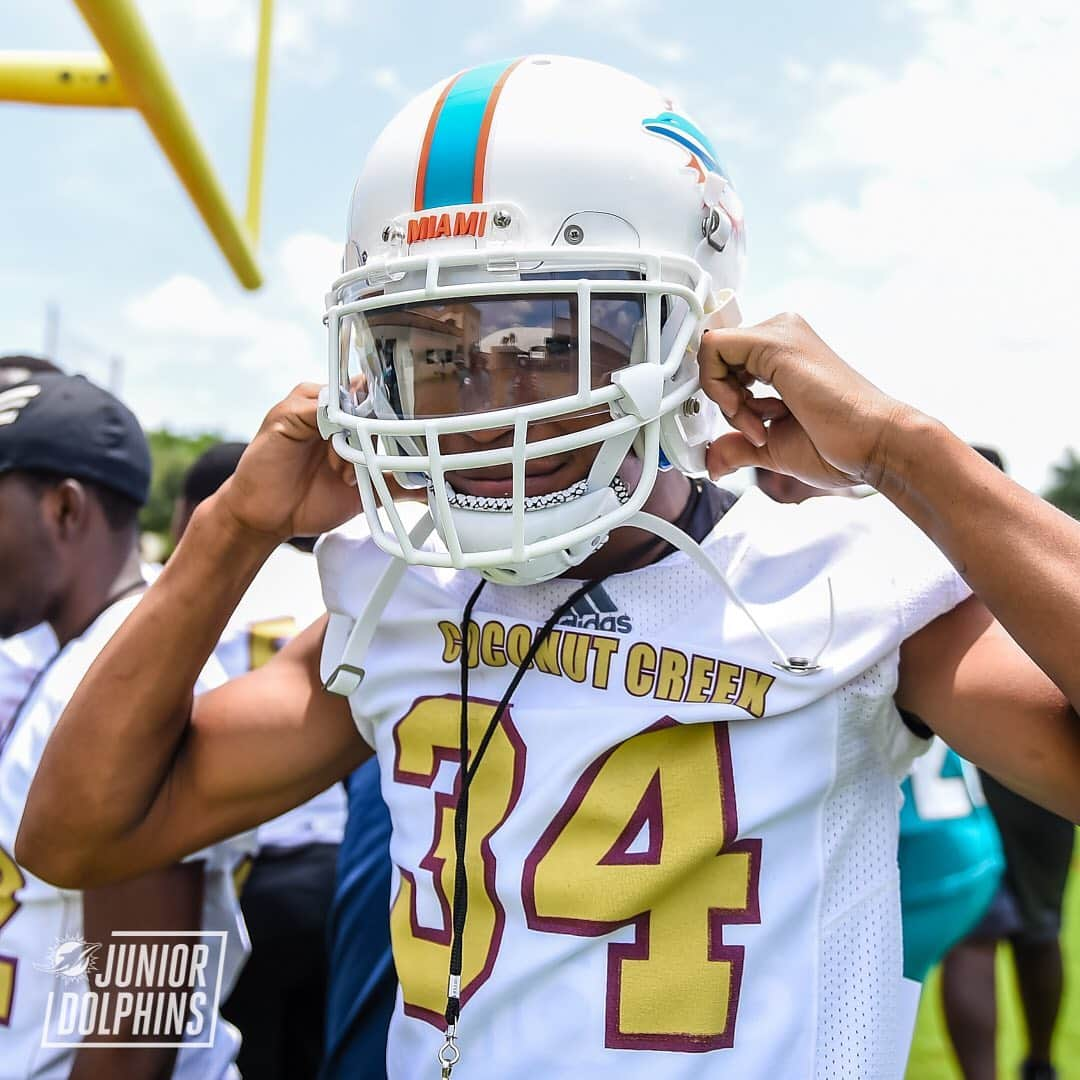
top-left (0, 354), bottom-right (62, 389)
top-left (0, 373), bottom-right (151, 506)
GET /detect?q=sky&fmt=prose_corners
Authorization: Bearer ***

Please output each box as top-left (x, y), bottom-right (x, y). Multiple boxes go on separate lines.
top-left (3, 0), bottom-right (1079, 493)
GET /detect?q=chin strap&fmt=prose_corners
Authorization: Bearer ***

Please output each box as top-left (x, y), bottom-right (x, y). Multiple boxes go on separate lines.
top-left (626, 511), bottom-right (834, 676)
top-left (323, 511), bottom-right (436, 696)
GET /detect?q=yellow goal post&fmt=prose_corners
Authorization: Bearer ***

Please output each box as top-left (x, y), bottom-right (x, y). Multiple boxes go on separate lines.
top-left (0, 0), bottom-right (275, 290)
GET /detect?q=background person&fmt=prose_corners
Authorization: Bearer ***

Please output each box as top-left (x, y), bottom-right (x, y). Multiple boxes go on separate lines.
top-left (899, 736), bottom-right (1005, 987)
top-left (318, 756), bottom-right (396, 1080)
top-left (0, 356), bottom-right (62, 732)
top-left (174, 441), bottom-right (345, 1080)
top-left (173, 441), bottom-right (400, 1080)
top-left (0, 373), bottom-right (249, 1079)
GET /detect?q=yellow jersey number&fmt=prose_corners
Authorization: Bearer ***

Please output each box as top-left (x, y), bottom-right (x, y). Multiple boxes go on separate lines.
top-left (0, 844), bottom-right (25, 1025)
top-left (247, 616), bottom-right (298, 671)
top-left (390, 698), bottom-right (761, 1050)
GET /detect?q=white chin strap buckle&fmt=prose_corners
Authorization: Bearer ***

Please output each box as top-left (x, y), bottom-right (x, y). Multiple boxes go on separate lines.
top-left (771, 656), bottom-right (821, 676)
top-left (324, 663), bottom-right (366, 696)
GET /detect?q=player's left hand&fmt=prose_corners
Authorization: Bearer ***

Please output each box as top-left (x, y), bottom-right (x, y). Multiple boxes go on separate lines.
top-left (698, 312), bottom-right (917, 490)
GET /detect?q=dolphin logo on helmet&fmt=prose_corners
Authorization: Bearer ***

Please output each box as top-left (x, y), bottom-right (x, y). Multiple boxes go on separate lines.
top-left (641, 110), bottom-right (726, 179)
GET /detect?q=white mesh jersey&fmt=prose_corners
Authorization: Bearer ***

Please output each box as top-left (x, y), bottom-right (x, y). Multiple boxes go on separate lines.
top-left (213, 543), bottom-right (346, 849)
top-left (317, 489), bottom-right (972, 1079)
top-left (0, 625), bottom-right (57, 736)
top-left (0, 594), bottom-right (250, 1080)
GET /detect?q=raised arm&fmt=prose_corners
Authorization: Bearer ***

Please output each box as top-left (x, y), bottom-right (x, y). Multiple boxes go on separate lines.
top-left (16, 385), bottom-right (377, 888)
top-left (702, 313), bottom-right (1080, 813)
top-left (897, 595), bottom-right (1080, 821)
top-left (702, 313), bottom-right (1080, 708)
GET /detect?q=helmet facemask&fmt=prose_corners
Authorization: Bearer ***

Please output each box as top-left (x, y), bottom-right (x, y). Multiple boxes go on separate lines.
top-left (321, 247), bottom-right (724, 584)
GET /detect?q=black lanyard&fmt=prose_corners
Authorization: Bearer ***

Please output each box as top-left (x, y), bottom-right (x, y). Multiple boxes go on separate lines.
top-left (439, 574), bottom-right (606, 1077)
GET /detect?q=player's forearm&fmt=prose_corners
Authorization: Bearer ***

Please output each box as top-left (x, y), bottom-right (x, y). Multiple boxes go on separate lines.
top-left (16, 495), bottom-right (278, 885)
top-left (881, 412), bottom-right (1080, 706)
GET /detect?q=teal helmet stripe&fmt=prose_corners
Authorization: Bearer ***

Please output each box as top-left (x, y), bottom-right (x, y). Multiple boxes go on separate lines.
top-left (420, 59), bottom-right (521, 211)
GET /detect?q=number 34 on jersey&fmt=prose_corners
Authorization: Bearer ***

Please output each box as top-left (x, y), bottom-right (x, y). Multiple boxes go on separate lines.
top-left (388, 696), bottom-right (762, 1051)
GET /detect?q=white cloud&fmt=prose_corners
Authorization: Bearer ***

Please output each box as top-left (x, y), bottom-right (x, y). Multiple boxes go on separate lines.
top-left (128, 276), bottom-right (250, 340)
top-left (115, 232), bottom-right (340, 437)
top-left (821, 61), bottom-right (882, 92)
top-left (794, 2), bottom-right (1080, 175)
top-left (784, 60), bottom-right (812, 85)
top-left (464, 30), bottom-right (501, 56)
top-left (617, 23), bottom-right (687, 63)
top-left (369, 66), bottom-right (410, 101)
top-left (141, 0), bottom-right (256, 60)
top-left (519, 0), bottom-right (565, 21)
top-left (140, 0), bottom-right (353, 71)
top-left (758, 0), bottom-right (1080, 492)
top-left (277, 232), bottom-right (343, 317)
top-left (511, 0), bottom-right (689, 63)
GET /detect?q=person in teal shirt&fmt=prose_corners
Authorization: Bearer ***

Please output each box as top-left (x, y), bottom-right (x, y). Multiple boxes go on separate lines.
top-left (898, 732), bottom-right (1005, 982)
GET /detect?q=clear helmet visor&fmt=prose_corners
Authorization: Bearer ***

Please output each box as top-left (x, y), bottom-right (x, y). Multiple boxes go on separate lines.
top-left (339, 292), bottom-right (647, 420)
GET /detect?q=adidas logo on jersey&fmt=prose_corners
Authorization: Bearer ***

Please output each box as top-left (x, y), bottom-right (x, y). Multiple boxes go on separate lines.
top-left (558, 584), bottom-right (632, 634)
top-left (0, 382), bottom-right (41, 427)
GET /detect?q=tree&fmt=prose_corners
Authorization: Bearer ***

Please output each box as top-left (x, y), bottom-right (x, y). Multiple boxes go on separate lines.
top-left (1043, 449), bottom-right (1080, 521)
top-left (140, 429), bottom-right (222, 549)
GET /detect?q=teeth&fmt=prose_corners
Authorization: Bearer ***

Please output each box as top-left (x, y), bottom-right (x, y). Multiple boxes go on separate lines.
top-left (438, 476), bottom-right (630, 513)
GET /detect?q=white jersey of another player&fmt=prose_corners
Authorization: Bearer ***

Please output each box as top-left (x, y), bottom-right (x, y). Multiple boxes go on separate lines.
top-left (214, 543), bottom-right (346, 848)
top-left (0, 594), bottom-right (250, 1080)
top-left (318, 489), bottom-right (971, 1079)
top-left (0, 624), bottom-right (57, 735)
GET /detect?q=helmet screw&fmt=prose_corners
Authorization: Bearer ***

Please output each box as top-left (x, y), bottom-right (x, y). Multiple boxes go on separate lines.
top-left (381, 226), bottom-right (391, 242)
top-left (563, 224), bottom-right (585, 245)
top-left (492, 210), bottom-right (512, 228)
top-left (359, 250), bottom-right (368, 265)
top-left (682, 398), bottom-right (701, 417)
top-left (703, 207), bottom-right (731, 253)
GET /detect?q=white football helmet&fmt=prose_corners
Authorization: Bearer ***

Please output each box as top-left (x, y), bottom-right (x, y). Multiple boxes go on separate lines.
top-left (320, 55), bottom-right (747, 585)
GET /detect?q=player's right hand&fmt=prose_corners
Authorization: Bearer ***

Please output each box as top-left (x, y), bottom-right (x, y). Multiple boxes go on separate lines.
top-left (215, 383), bottom-right (375, 541)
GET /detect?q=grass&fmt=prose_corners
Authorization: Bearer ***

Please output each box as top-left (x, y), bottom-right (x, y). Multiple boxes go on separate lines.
top-left (906, 836), bottom-right (1080, 1078)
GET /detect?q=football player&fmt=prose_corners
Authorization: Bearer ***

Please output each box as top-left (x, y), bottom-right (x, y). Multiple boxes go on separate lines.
top-left (0, 356), bottom-right (62, 730)
top-left (175, 442), bottom-right (412, 1080)
top-left (0, 374), bottom-right (249, 1079)
top-left (174, 441), bottom-right (388, 1080)
top-left (17, 58), bottom-right (1080, 1079)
